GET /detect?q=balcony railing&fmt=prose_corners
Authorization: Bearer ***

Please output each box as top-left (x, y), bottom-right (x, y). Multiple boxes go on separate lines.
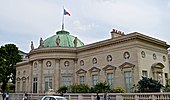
top-left (0, 93), bottom-right (169, 100)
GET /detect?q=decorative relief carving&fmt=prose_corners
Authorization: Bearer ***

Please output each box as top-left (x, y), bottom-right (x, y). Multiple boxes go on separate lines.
top-left (23, 70), bottom-right (26, 75)
top-left (73, 37), bottom-right (78, 47)
top-left (61, 70), bottom-right (74, 74)
top-left (92, 58), bottom-right (97, 64)
top-left (46, 61), bottom-right (52, 67)
top-left (153, 53), bottom-right (157, 60)
top-left (18, 71), bottom-right (20, 75)
top-left (34, 62), bottom-right (38, 68)
top-left (64, 61), bottom-right (69, 67)
top-left (31, 41), bottom-right (34, 50)
top-left (56, 36), bottom-right (60, 46)
top-left (39, 37), bottom-right (44, 48)
top-left (124, 52), bottom-right (130, 59)
top-left (80, 60), bottom-right (84, 66)
top-left (107, 55), bottom-right (112, 62)
top-left (163, 56), bottom-right (166, 62)
top-left (141, 51), bottom-right (145, 58)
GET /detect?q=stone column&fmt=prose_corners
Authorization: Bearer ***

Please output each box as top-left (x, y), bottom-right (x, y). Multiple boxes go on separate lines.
top-left (29, 62), bottom-right (33, 93)
top-left (54, 59), bottom-right (60, 91)
top-left (55, 59), bottom-right (60, 91)
top-left (74, 59), bottom-right (78, 83)
top-left (38, 60), bottom-right (43, 93)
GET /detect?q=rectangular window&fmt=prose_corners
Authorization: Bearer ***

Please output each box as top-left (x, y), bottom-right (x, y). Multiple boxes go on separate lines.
top-left (17, 82), bottom-right (20, 92)
top-left (92, 75), bottom-right (98, 85)
top-left (165, 73), bottom-right (168, 85)
top-left (45, 76), bottom-right (52, 92)
top-left (22, 81), bottom-right (26, 92)
top-left (107, 73), bottom-right (114, 88)
top-left (124, 71), bottom-right (132, 93)
top-left (142, 70), bottom-right (148, 77)
top-left (80, 76), bottom-right (85, 84)
top-left (157, 72), bottom-right (162, 83)
top-left (62, 76), bottom-right (72, 86)
top-left (33, 77), bottom-right (38, 93)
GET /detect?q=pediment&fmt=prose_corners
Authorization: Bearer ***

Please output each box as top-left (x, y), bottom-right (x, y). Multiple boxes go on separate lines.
top-left (76, 68), bottom-right (87, 74)
top-left (88, 67), bottom-right (101, 72)
top-left (119, 62), bottom-right (135, 70)
top-left (151, 63), bottom-right (164, 69)
top-left (16, 77), bottom-right (21, 81)
top-left (22, 77), bottom-right (27, 80)
top-left (103, 65), bottom-right (116, 71)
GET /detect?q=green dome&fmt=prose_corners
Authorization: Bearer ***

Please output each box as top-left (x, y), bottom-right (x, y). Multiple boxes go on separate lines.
top-left (44, 30), bottom-right (84, 47)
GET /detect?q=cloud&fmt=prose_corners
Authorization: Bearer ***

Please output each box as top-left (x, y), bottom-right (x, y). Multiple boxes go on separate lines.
top-left (1, 0), bottom-right (170, 52)
top-left (72, 20), bottom-right (95, 32)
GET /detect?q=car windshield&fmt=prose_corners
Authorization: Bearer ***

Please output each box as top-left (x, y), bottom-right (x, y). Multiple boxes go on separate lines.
top-left (55, 98), bottom-right (67, 100)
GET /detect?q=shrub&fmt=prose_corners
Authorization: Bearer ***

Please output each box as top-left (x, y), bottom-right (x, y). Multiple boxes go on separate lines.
top-left (70, 84), bottom-right (90, 93)
top-left (137, 76), bottom-right (163, 92)
top-left (58, 86), bottom-right (68, 93)
top-left (164, 79), bottom-right (170, 92)
top-left (113, 87), bottom-right (126, 93)
top-left (90, 82), bottom-right (110, 93)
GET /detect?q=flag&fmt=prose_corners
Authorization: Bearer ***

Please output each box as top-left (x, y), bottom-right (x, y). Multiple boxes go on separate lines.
top-left (64, 9), bottom-right (71, 16)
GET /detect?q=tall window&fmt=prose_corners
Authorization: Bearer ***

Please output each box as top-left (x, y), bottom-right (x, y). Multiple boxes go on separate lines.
top-left (45, 76), bottom-right (52, 92)
top-left (92, 75), bottom-right (98, 85)
top-left (80, 76), bottom-right (85, 84)
top-left (165, 73), bottom-right (168, 85)
top-left (33, 77), bottom-right (38, 93)
top-left (22, 81), bottom-right (26, 92)
top-left (107, 73), bottom-right (114, 88)
top-left (62, 76), bottom-right (72, 86)
top-left (124, 71), bottom-right (132, 93)
top-left (17, 82), bottom-right (20, 92)
top-left (142, 70), bottom-right (148, 77)
top-left (157, 72), bottom-right (162, 83)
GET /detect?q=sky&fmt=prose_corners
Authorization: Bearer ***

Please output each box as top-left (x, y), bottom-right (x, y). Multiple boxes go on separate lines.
top-left (1, 0), bottom-right (170, 52)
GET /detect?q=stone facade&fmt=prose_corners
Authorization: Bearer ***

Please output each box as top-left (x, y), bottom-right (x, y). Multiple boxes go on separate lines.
top-left (16, 29), bottom-right (170, 93)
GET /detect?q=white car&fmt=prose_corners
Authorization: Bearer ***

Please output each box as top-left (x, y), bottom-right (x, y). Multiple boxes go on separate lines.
top-left (41, 96), bottom-right (67, 100)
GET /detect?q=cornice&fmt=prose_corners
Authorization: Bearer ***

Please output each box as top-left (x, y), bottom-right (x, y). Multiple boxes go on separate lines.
top-left (16, 61), bottom-right (30, 67)
top-left (77, 32), bottom-right (169, 52)
top-left (28, 32), bottom-right (169, 56)
top-left (29, 47), bottom-right (77, 56)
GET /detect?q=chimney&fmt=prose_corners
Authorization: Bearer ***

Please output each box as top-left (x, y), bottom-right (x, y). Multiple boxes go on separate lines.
top-left (111, 29), bottom-right (125, 38)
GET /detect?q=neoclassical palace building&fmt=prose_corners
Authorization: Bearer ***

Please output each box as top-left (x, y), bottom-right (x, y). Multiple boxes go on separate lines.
top-left (16, 29), bottom-right (170, 93)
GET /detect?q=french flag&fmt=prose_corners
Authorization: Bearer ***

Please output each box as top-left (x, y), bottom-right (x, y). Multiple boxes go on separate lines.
top-left (64, 9), bottom-right (71, 16)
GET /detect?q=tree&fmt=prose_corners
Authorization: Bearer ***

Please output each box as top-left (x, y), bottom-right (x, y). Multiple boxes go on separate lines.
top-left (0, 44), bottom-right (22, 92)
top-left (137, 76), bottom-right (163, 92)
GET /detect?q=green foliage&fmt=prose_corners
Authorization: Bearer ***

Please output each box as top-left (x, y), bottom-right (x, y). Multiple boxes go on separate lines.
top-left (58, 86), bottom-right (68, 93)
top-left (90, 82), bottom-right (110, 93)
top-left (112, 87), bottom-right (126, 93)
top-left (164, 79), bottom-right (170, 92)
top-left (131, 84), bottom-right (139, 93)
top-left (70, 84), bottom-right (90, 93)
top-left (0, 44), bottom-right (22, 92)
top-left (137, 76), bottom-right (163, 92)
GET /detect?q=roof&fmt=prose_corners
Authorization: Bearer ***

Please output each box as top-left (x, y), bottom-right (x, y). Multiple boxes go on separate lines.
top-left (44, 30), bottom-right (84, 48)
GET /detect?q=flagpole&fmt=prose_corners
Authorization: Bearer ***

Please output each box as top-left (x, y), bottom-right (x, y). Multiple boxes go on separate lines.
top-left (62, 6), bottom-right (64, 30)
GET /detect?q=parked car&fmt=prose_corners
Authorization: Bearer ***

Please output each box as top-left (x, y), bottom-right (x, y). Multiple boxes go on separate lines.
top-left (41, 96), bottom-right (67, 100)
